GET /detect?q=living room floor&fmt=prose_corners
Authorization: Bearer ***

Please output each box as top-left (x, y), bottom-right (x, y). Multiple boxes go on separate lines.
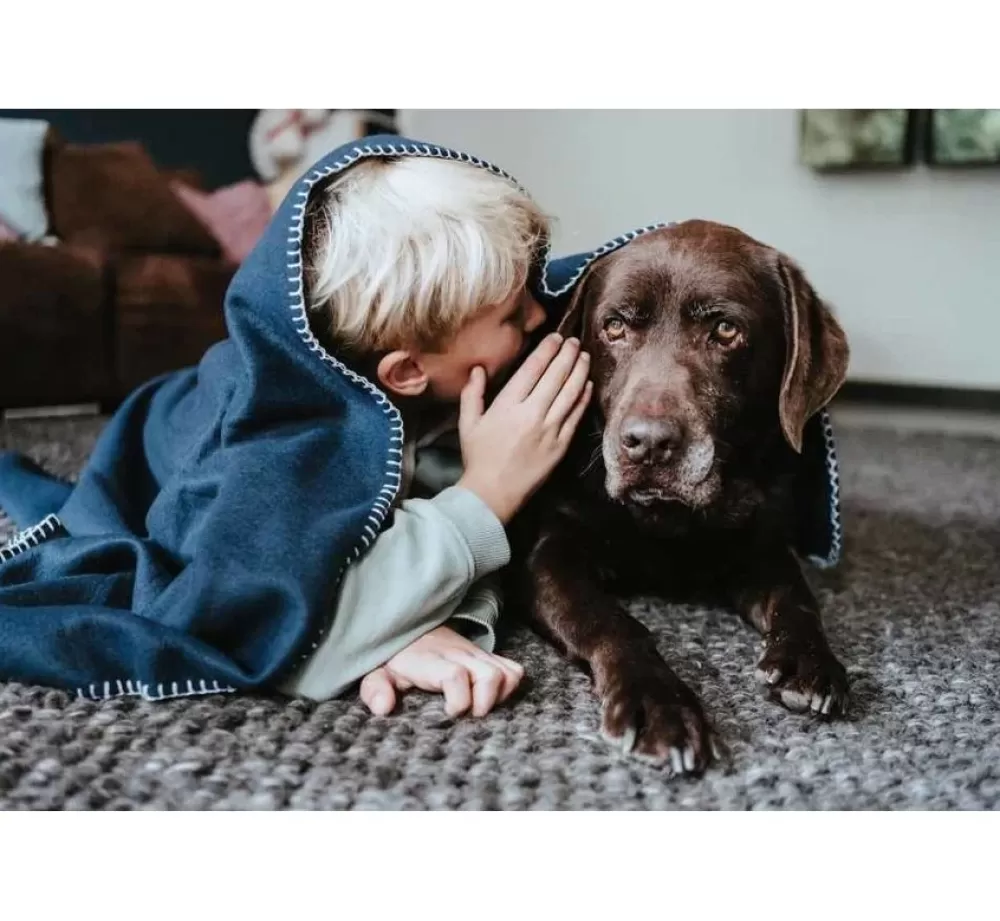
top-left (1, 406), bottom-right (999, 809)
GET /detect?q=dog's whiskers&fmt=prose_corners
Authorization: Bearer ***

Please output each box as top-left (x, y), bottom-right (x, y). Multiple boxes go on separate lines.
top-left (581, 444), bottom-right (604, 477)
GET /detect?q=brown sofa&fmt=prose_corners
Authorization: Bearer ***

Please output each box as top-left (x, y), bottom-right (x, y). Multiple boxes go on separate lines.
top-left (0, 136), bottom-right (236, 413)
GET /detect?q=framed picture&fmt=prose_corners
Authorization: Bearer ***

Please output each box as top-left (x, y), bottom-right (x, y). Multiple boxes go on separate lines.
top-left (799, 109), bottom-right (916, 171)
top-left (923, 109), bottom-right (1000, 166)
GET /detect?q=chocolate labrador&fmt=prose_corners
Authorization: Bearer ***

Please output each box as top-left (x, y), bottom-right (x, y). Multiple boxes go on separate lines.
top-left (509, 220), bottom-right (851, 776)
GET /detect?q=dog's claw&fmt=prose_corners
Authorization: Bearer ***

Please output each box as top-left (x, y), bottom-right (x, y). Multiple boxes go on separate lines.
top-left (598, 669), bottom-right (715, 774)
top-left (755, 635), bottom-right (850, 720)
top-left (755, 666), bottom-right (782, 686)
top-left (620, 726), bottom-right (637, 755)
top-left (779, 688), bottom-right (810, 711)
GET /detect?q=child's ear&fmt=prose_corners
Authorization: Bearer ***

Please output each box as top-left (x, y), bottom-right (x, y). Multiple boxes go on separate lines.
top-left (376, 350), bottom-right (428, 398)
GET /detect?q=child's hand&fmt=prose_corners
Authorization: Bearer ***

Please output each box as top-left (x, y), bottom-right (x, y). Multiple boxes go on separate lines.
top-left (359, 625), bottom-right (525, 718)
top-left (457, 332), bottom-right (592, 524)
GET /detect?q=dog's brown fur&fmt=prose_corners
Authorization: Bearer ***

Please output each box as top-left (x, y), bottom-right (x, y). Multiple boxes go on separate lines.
top-left (508, 220), bottom-right (851, 776)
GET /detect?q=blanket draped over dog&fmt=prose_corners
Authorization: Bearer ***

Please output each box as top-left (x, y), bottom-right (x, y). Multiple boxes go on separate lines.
top-left (0, 138), bottom-right (842, 704)
top-left (0, 135), bottom-right (543, 702)
top-left (538, 229), bottom-right (844, 572)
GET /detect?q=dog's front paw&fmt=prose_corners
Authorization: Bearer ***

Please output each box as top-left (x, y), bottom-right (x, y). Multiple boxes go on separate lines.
top-left (599, 666), bottom-right (715, 775)
top-left (755, 634), bottom-right (850, 718)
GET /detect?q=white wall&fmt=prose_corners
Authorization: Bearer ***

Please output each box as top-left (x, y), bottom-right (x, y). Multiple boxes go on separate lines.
top-left (400, 110), bottom-right (1000, 391)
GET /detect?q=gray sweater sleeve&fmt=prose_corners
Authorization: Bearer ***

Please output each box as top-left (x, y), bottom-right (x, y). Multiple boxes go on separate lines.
top-left (449, 572), bottom-right (504, 653)
top-left (277, 485), bottom-right (510, 701)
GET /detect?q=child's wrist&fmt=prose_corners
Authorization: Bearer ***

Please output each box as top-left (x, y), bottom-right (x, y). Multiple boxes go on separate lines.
top-left (456, 474), bottom-right (518, 525)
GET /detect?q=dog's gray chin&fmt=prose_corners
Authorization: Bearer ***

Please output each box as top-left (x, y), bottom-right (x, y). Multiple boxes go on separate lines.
top-left (627, 487), bottom-right (683, 507)
top-left (622, 481), bottom-right (721, 513)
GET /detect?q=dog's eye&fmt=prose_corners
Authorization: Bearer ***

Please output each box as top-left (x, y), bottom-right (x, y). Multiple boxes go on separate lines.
top-left (603, 317), bottom-right (627, 341)
top-left (711, 319), bottom-right (741, 346)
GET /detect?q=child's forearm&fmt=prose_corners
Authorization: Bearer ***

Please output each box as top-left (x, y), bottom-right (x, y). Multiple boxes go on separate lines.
top-left (276, 485), bottom-right (510, 701)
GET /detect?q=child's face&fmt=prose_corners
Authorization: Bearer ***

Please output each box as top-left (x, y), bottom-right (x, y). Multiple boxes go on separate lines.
top-left (415, 289), bottom-right (548, 402)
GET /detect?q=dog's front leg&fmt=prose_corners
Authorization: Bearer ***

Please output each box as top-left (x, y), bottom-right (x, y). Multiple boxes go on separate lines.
top-left (733, 548), bottom-right (850, 718)
top-left (521, 522), bottom-right (715, 775)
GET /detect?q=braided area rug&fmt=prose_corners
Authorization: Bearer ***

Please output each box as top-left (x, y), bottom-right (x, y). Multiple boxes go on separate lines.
top-left (2, 415), bottom-right (999, 809)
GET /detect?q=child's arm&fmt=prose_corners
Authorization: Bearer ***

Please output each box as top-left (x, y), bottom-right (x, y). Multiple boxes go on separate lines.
top-left (276, 483), bottom-right (509, 701)
top-left (279, 333), bottom-right (591, 710)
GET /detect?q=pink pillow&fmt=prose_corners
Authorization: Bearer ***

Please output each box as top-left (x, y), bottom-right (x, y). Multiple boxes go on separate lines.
top-left (172, 179), bottom-right (272, 265)
top-left (0, 216), bottom-right (19, 240)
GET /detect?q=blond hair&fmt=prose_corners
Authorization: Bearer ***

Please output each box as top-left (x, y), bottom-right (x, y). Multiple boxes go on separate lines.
top-left (304, 156), bottom-right (549, 353)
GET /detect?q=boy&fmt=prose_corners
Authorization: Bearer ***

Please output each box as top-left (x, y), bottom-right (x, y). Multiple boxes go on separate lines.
top-left (279, 153), bottom-right (592, 717)
top-left (0, 136), bottom-right (589, 714)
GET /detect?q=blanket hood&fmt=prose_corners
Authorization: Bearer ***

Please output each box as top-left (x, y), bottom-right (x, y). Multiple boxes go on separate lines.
top-left (221, 133), bottom-right (541, 431)
top-left (0, 135), bottom-right (541, 703)
top-left (535, 223), bottom-right (844, 570)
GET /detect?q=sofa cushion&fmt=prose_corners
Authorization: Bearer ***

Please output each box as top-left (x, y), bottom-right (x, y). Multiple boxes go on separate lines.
top-left (49, 142), bottom-right (221, 256)
top-left (0, 117), bottom-right (53, 242)
top-left (114, 253), bottom-right (232, 392)
top-left (0, 216), bottom-right (19, 241)
top-left (0, 242), bottom-right (110, 409)
top-left (172, 179), bottom-right (271, 265)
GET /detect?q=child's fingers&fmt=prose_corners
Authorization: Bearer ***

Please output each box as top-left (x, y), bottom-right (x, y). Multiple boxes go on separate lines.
top-left (466, 650), bottom-right (524, 707)
top-left (559, 380), bottom-right (594, 444)
top-left (359, 667), bottom-right (397, 716)
top-left (495, 332), bottom-right (564, 404)
top-left (458, 366), bottom-right (486, 434)
top-left (470, 649), bottom-right (524, 697)
top-left (524, 337), bottom-right (582, 413)
top-left (493, 655), bottom-right (525, 703)
top-left (440, 665), bottom-right (473, 718)
top-left (455, 654), bottom-right (507, 717)
top-left (543, 350), bottom-right (591, 429)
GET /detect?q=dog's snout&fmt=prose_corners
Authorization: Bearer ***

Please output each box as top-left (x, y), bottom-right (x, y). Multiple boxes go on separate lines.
top-left (620, 417), bottom-right (682, 464)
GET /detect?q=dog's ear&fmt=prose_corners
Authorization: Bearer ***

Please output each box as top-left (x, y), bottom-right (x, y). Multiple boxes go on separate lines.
top-left (556, 263), bottom-right (601, 341)
top-left (776, 255), bottom-right (850, 454)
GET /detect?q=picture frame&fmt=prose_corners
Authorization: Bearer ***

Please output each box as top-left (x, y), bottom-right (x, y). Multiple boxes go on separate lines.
top-left (799, 109), bottom-right (916, 171)
top-left (923, 109), bottom-right (1000, 167)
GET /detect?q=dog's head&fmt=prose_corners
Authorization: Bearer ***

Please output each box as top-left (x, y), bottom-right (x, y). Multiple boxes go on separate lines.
top-left (558, 220), bottom-right (849, 523)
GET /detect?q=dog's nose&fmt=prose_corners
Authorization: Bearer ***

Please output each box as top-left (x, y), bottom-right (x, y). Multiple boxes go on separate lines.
top-left (620, 417), bottom-right (682, 464)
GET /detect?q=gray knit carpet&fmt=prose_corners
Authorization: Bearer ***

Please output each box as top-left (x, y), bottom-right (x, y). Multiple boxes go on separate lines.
top-left (1, 413), bottom-right (998, 810)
